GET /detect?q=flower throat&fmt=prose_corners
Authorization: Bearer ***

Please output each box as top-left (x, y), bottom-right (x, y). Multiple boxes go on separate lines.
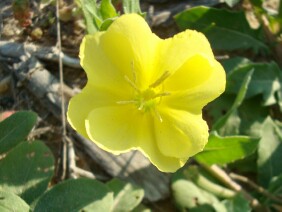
top-left (117, 69), bottom-right (171, 120)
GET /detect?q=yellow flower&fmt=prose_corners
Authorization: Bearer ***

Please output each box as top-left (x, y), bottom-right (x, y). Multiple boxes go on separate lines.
top-left (67, 14), bottom-right (226, 172)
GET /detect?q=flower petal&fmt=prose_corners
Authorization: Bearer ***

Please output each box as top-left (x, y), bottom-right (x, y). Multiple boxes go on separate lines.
top-left (85, 105), bottom-right (143, 154)
top-left (163, 60), bottom-right (226, 114)
top-left (67, 83), bottom-right (127, 138)
top-left (85, 105), bottom-right (188, 172)
top-left (80, 33), bottom-right (130, 94)
top-left (138, 136), bottom-right (188, 172)
top-left (165, 54), bottom-right (214, 91)
top-left (151, 30), bottom-right (214, 82)
top-left (99, 14), bottom-right (160, 90)
top-left (154, 108), bottom-right (209, 158)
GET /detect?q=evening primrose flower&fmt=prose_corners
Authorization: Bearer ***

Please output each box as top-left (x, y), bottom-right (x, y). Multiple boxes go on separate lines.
top-left (67, 14), bottom-right (226, 172)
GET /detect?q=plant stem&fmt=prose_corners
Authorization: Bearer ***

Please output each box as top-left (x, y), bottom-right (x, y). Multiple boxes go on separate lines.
top-left (200, 164), bottom-right (263, 210)
top-left (230, 172), bottom-right (282, 204)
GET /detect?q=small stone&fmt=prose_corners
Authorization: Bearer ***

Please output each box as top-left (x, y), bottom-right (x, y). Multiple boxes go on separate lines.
top-left (30, 27), bottom-right (43, 40)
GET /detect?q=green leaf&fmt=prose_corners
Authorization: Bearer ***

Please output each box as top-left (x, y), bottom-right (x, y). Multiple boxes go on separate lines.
top-left (132, 204), bottom-right (151, 212)
top-left (224, 0), bottom-right (240, 7)
top-left (237, 96), bottom-right (269, 136)
top-left (34, 178), bottom-right (113, 212)
top-left (79, 0), bottom-right (101, 34)
top-left (224, 59), bottom-right (282, 106)
top-left (175, 7), bottom-right (269, 53)
top-left (257, 117), bottom-right (282, 187)
top-left (221, 57), bottom-right (251, 74)
top-left (100, 18), bottom-right (116, 31)
top-left (172, 179), bottom-right (222, 211)
top-left (212, 69), bottom-right (254, 131)
top-left (0, 111), bottom-right (37, 154)
top-left (100, 0), bottom-right (117, 19)
top-left (122, 0), bottom-right (142, 14)
top-left (107, 178), bottom-right (144, 212)
top-left (279, 0), bottom-right (282, 20)
top-left (250, 0), bottom-right (263, 7)
top-left (221, 194), bottom-right (251, 212)
top-left (184, 166), bottom-right (236, 199)
top-left (263, 174), bottom-right (282, 206)
top-left (0, 190), bottom-right (30, 212)
top-left (171, 170), bottom-right (225, 211)
top-left (0, 140), bottom-right (54, 204)
top-left (195, 132), bottom-right (259, 165)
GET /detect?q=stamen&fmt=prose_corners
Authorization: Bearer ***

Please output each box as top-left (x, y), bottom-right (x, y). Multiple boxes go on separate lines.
top-left (154, 108), bottom-right (163, 122)
top-left (149, 71), bottom-right (170, 88)
top-left (117, 100), bottom-right (138, 105)
top-left (153, 92), bottom-right (170, 98)
top-left (138, 102), bottom-right (144, 110)
top-left (124, 75), bottom-right (140, 93)
top-left (131, 61), bottom-right (137, 83)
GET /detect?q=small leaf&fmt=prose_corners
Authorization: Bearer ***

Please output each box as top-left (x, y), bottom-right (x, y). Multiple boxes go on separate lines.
top-left (100, 18), bottom-right (116, 31)
top-left (132, 204), bottom-right (151, 212)
top-left (34, 178), bottom-right (113, 212)
top-left (79, 0), bottom-right (101, 34)
top-left (0, 190), bottom-right (30, 212)
top-left (172, 179), bottom-right (221, 210)
top-left (224, 0), bottom-right (241, 7)
top-left (257, 117), bottom-right (282, 187)
top-left (122, 0), bottom-right (142, 14)
top-left (263, 174), bottom-right (282, 206)
top-left (107, 178), bottom-right (144, 212)
top-left (0, 140), bottom-right (54, 204)
top-left (0, 111), bottom-right (37, 154)
top-left (212, 69), bottom-right (253, 131)
top-left (195, 132), bottom-right (259, 165)
top-left (171, 170), bottom-right (225, 211)
top-left (100, 0), bottom-right (117, 19)
top-left (175, 6), bottom-right (268, 53)
top-left (221, 193), bottom-right (251, 212)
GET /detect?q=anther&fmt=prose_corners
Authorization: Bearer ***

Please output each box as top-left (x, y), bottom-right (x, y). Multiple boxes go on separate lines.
top-left (149, 71), bottom-right (170, 88)
top-left (153, 92), bottom-right (170, 98)
top-left (116, 100), bottom-right (138, 105)
top-left (131, 61), bottom-right (137, 83)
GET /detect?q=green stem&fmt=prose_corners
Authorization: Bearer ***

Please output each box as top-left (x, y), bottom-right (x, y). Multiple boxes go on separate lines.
top-left (184, 166), bottom-right (236, 199)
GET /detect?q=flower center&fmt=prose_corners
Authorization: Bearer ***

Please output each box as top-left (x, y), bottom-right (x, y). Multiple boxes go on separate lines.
top-left (117, 70), bottom-right (171, 121)
top-left (135, 88), bottom-right (169, 112)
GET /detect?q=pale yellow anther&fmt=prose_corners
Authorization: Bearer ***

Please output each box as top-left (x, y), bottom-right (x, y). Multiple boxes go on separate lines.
top-left (149, 71), bottom-right (170, 88)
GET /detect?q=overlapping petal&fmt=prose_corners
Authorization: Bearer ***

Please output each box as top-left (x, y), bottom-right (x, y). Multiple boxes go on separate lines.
top-left (154, 108), bottom-right (209, 158)
top-left (85, 105), bottom-right (188, 172)
top-left (67, 83), bottom-right (129, 138)
top-left (99, 14), bottom-right (160, 90)
top-left (80, 33), bottom-right (129, 94)
top-left (150, 30), bottom-right (214, 84)
top-left (164, 54), bottom-right (214, 91)
top-left (162, 60), bottom-right (226, 114)
top-left (138, 135), bottom-right (188, 172)
top-left (85, 105), bottom-right (141, 154)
